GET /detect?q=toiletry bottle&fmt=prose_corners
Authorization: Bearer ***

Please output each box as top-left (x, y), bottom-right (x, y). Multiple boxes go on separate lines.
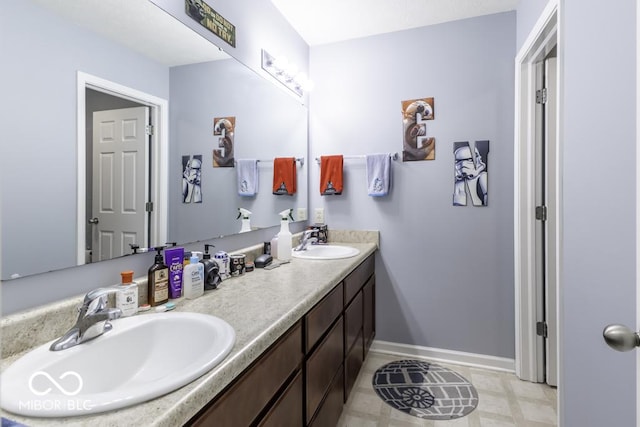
top-left (270, 235), bottom-right (278, 259)
top-left (183, 254), bottom-right (205, 299)
top-left (148, 247), bottom-right (169, 306)
top-left (237, 208), bottom-right (252, 233)
top-left (276, 209), bottom-right (293, 261)
top-left (116, 270), bottom-right (138, 317)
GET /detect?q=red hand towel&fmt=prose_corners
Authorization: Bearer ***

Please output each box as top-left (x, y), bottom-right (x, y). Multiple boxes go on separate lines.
top-left (320, 155), bottom-right (344, 195)
top-left (272, 157), bottom-right (297, 195)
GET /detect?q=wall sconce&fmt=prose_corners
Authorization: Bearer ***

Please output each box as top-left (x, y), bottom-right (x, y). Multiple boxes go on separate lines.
top-left (261, 49), bottom-right (313, 97)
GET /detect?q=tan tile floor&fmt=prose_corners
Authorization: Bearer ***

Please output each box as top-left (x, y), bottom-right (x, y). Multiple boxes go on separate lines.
top-left (338, 351), bottom-right (557, 427)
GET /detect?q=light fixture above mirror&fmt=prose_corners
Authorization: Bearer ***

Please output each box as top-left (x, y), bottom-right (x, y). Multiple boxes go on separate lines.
top-left (261, 49), bottom-right (314, 97)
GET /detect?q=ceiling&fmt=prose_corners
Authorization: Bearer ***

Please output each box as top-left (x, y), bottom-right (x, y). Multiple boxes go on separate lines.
top-left (31, 0), bottom-right (229, 66)
top-left (270, 0), bottom-right (518, 46)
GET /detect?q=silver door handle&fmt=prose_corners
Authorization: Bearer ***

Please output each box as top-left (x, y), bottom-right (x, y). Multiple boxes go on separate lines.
top-left (603, 324), bottom-right (640, 352)
top-left (88, 218), bottom-right (99, 224)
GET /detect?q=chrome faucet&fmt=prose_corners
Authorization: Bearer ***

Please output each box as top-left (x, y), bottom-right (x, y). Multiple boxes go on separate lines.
top-left (294, 229), bottom-right (318, 251)
top-left (50, 287), bottom-right (122, 351)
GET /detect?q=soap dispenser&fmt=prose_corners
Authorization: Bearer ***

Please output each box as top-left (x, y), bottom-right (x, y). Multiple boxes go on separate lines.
top-left (237, 208), bottom-right (252, 233)
top-left (148, 247), bottom-right (169, 306)
top-left (276, 208), bottom-right (293, 261)
top-left (183, 254), bottom-right (205, 299)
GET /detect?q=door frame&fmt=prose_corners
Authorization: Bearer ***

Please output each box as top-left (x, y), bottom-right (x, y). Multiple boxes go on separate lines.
top-left (636, 2), bottom-right (640, 425)
top-left (76, 71), bottom-right (168, 264)
top-left (513, 0), bottom-right (560, 392)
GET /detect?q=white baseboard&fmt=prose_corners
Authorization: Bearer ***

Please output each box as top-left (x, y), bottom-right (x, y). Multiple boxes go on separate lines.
top-left (370, 340), bottom-right (516, 373)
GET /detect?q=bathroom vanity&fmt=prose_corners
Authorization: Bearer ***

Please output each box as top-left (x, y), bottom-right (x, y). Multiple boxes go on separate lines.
top-left (0, 233), bottom-right (378, 426)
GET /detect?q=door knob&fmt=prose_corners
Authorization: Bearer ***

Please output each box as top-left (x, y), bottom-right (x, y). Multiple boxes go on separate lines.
top-left (88, 218), bottom-right (99, 224)
top-left (603, 324), bottom-right (640, 352)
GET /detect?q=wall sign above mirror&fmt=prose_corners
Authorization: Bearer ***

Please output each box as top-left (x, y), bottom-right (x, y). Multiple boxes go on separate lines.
top-left (0, 0), bottom-right (308, 280)
top-left (185, 0), bottom-right (236, 48)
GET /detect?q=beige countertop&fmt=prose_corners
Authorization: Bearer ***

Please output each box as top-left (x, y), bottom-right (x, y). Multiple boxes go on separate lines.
top-left (1, 232), bottom-right (378, 426)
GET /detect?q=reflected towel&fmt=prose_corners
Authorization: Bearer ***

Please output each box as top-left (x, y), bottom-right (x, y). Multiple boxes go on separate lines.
top-left (236, 159), bottom-right (258, 196)
top-left (320, 155), bottom-right (343, 195)
top-left (366, 154), bottom-right (391, 196)
top-left (272, 157), bottom-right (297, 195)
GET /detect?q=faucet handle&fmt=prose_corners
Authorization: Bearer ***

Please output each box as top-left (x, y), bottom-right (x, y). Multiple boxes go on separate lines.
top-left (80, 287), bottom-right (121, 316)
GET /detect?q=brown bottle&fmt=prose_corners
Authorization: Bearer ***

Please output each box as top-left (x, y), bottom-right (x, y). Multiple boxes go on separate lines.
top-left (148, 247), bottom-right (169, 306)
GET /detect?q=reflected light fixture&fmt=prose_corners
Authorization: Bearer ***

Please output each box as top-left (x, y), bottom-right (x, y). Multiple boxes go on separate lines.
top-left (261, 49), bottom-right (313, 97)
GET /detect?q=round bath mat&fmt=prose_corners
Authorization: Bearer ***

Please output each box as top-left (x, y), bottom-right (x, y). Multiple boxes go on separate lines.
top-left (372, 359), bottom-right (478, 420)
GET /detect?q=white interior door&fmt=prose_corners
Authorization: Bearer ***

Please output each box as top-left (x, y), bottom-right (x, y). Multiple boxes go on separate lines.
top-left (91, 106), bottom-right (149, 261)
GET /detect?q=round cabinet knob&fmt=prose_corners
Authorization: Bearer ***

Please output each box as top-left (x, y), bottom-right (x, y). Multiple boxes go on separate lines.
top-left (603, 324), bottom-right (640, 352)
top-left (88, 217), bottom-right (99, 224)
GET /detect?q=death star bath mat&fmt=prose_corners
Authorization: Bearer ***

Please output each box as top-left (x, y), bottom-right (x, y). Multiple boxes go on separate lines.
top-left (372, 359), bottom-right (478, 420)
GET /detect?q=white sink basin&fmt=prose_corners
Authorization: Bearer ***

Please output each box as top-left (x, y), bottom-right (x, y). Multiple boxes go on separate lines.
top-left (0, 312), bottom-right (235, 417)
top-left (292, 244), bottom-right (360, 260)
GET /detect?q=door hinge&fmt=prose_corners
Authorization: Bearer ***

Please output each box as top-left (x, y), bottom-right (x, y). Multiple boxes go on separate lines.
top-left (536, 321), bottom-right (548, 338)
top-left (145, 124), bottom-right (155, 136)
top-left (536, 88), bottom-right (547, 104)
top-left (145, 202), bottom-right (154, 212)
top-left (535, 205), bottom-right (547, 221)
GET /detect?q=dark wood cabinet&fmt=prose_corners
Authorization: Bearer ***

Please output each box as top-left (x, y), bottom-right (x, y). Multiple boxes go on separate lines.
top-left (188, 322), bottom-right (302, 426)
top-left (187, 252), bottom-right (376, 427)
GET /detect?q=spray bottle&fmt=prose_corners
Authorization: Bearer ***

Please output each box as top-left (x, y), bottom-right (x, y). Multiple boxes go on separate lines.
top-left (276, 209), bottom-right (294, 261)
top-left (237, 208), bottom-right (252, 233)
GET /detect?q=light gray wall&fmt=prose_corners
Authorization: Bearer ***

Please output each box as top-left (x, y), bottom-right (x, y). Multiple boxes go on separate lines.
top-left (560, 1), bottom-right (637, 425)
top-left (0, 0), bottom-right (169, 280)
top-left (1, 0), bottom-right (308, 315)
top-left (168, 59), bottom-right (308, 242)
top-left (515, 0), bottom-right (551, 51)
top-left (309, 12), bottom-right (516, 358)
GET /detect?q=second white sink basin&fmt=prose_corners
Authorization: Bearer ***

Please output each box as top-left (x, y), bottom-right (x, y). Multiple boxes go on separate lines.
top-left (0, 311), bottom-right (235, 417)
top-left (292, 244), bottom-right (360, 260)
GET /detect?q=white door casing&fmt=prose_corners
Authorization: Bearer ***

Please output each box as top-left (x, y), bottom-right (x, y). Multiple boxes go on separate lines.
top-left (91, 107), bottom-right (149, 261)
top-left (76, 71), bottom-right (168, 265)
top-left (514, 0), bottom-right (560, 393)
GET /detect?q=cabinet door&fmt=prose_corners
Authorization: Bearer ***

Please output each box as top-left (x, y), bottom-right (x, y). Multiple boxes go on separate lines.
top-left (258, 371), bottom-right (303, 427)
top-left (344, 330), bottom-right (364, 400)
top-left (306, 317), bottom-right (344, 424)
top-left (309, 365), bottom-right (345, 427)
top-left (344, 290), bottom-right (363, 355)
top-left (363, 275), bottom-right (375, 354)
top-left (190, 322), bottom-right (302, 426)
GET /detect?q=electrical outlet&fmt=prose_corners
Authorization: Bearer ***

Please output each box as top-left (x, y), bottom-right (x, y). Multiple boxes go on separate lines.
top-left (296, 207), bottom-right (307, 221)
top-left (313, 208), bottom-right (325, 224)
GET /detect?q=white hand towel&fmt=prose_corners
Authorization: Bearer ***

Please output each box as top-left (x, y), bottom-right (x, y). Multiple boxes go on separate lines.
top-left (237, 159), bottom-right (258, 196)
top-left (366, 154), bottom-right (391, 197)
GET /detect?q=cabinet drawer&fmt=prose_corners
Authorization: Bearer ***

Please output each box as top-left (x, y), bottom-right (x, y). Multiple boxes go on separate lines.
top-left (190, 322), bottom-right (302, 427)
top-left (344, 290), bottom-right (363, 354)
top-left (309, 365), bottom-right (345, 427)
top-left (344, 331), bottom-right (364, 400)
top-left (306, 317), bottom-right (344, 424)
top-left (344, 254), bottom-right (374, 305)
top-left (305, 282), bottom-right (343, 352)
top-left (363, 275), bottom-right (375, 353)
top-left (258, 371), bottom-right (303, 427)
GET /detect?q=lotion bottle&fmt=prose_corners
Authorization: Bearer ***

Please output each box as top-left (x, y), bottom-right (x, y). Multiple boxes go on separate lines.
top-left (183, 254), bottom-right (204, 299)
top-left (148, 247), bottom-right (169, 306)
top-left (276, 208), bottom-right (293, 261)
top-left (116, 270), bottom-right (138, 316)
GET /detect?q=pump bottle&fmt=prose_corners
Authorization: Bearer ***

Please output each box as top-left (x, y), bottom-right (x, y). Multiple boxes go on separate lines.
top-left (184, 254), bottom-right (205, 299)
top-left (148, 247), bottom-right (169, 306)
top-left (276, 209), bottom-right (293, 261)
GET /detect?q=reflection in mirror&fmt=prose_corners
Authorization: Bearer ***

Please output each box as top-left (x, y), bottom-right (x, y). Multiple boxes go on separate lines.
top-left (0, 0), bottom-right (308, 280)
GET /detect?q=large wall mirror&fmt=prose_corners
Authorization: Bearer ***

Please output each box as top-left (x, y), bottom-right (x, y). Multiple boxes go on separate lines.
top-left (1, 0), bottom-right (308, 280)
